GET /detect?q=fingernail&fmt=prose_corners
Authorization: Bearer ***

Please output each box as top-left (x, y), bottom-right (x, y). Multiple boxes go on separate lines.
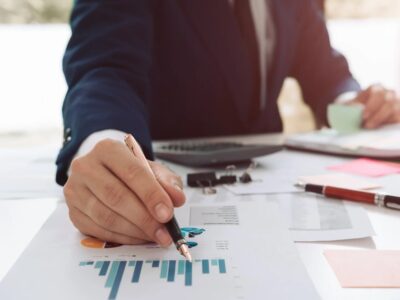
top-left (155, 203), bottom-right (171, 222)
top-left (173, 182), bottom-right (183, 191)
top-left (155, 227), bottom-right (171, 246)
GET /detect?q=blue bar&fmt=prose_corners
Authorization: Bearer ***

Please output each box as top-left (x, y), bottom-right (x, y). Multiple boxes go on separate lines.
top-left (185, 261), bottom-right (192, 286)
top-left (152, 260), bottom-right (160, 268)
top-left (95, 261), bottom-right (103, 269)
top-left (128, 261), bottom-right (136, 267)
top-left (100, 261), bottom-right (110, 276)
top-left (105, 261), bottom-right (120, 288)
top-left (160, 261), bottom-right (168, 279)
top-left (177, 260), bottom-right (185, 275)
top-left (86, 261), bottom-right (94, 265)
top-left (167, 260), bottom-right (176, 282)
top-left (211, 259), bottom-right (218, 266)
top-left (202, 260), bottom-right (210, 274)
top-left (218, 259), bottom-right (226, 273)
top-left (108, 261), bottom-right (126, 300)
top-left (131, 261), bottom-right (143, 283)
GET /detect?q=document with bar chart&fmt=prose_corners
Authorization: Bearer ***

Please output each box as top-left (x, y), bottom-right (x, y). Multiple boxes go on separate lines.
top-left (0, 196), bottom-right (319, 299)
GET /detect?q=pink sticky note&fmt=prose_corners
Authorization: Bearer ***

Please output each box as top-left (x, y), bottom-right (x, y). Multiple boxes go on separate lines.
top-left (328, 158), bottom-right (400, 177)
top-left (299, 173), bottom-right (380, 190)
top-left (324, 250), bottom-right (400, 288)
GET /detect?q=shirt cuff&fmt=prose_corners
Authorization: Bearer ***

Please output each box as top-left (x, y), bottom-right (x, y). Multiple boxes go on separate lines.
top-left (334, 91), bottom-right (358, 104)
top-left (68, 129), bottom-right (127, 175)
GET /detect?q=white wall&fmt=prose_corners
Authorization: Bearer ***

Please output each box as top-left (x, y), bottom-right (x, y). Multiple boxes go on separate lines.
top-left (0, 20), bottom-right (399, 135)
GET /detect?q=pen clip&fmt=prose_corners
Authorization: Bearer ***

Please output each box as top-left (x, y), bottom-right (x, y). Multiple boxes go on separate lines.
top-left (384, 195), bottom-right (400, 211)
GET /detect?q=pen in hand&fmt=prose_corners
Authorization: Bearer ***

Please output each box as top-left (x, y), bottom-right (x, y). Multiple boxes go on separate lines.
top-left (124, 134), bottom-right (192, 262)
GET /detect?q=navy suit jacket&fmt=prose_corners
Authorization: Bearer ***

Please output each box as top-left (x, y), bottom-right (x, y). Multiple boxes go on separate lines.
top-left (56, 0), bottom-right (360, 185)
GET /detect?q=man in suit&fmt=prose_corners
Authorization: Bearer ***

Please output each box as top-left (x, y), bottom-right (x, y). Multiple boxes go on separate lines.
top-left (60, 0), bottom-right (400, 246)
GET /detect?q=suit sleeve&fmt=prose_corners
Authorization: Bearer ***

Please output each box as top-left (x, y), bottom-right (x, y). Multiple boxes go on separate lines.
top-left (290, 0), bottom-right (361, 126)
top-left (56, 0), bottom-right (154, 185)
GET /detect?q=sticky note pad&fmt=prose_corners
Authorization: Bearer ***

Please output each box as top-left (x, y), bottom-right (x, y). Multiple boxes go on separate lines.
top-left (324, 250), bottom-right (400, 288)
top-left (298, 173), bottom-right (380, 190)
top-left (328, 158), bottom-right (400, 177)
top-left (328, 103), bottom-right (363, 133)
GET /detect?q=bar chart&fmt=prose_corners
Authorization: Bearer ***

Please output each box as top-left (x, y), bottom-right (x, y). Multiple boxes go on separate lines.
top-left (79, 258), bottom-right (227, 300)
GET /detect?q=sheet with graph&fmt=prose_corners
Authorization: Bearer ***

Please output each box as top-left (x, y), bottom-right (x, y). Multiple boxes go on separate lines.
top-left (0, 197), bottom-right (319, 300)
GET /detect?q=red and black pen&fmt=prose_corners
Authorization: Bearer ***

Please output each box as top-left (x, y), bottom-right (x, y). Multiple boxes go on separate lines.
top-left (296, 182), bottom-right (400, 210)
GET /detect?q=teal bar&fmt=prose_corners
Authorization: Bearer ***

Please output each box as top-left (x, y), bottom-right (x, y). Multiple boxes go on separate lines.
top-left (202, 260), bottom-right (210, 274)
top-left (211, 259), bottom-right (218, 266)
top-left (109, 261), bottom-right (126, 300)
top-left (128, 261), bottom-right (136, 267)
top-left (167, 260), bottom-right (176, 282)
top-left (79, 261), bottom-right (86, 266)
top-left (105, 261), bottom-right (120, 288)
top-left (131, 261), bottom-right (143, 283)
top-left (195, 259), bottom-right (201, 263)
top-left (99, 261), bottom-right (110, 276)
top-left (95, 261), bottom-right (103, 269)
top-left (218, 259), bottom-right (226, 274)
top-left (185, 261), bottom-right (192, 286)
top-left (160, 260), bottom-right (168, 279)
top-left (177, 260), bottom-right (185, 275)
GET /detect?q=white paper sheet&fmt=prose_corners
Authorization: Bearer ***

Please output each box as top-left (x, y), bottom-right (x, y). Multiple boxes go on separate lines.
top-left (224, 170), bottom-right (301, 195)
top-left (0, 201), bottom-right (319, 300)
top-left (270, 193), bottom-right (375, 242)
top-left (0, 145), bottom-right (62, 199)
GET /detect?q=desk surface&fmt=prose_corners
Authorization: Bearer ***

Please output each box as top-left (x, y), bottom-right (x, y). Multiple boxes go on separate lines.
top-left (1, 133), bottom-right (400, 300)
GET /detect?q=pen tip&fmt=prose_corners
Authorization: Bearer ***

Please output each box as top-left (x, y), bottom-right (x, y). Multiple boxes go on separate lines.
top-left (179, 244), bottom-right (193, 263)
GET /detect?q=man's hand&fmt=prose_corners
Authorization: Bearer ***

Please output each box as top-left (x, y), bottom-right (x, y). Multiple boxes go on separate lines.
top-left (63, 139), bottom-right (185, 246)
top-left (351, 85), bottom-right (400, 129)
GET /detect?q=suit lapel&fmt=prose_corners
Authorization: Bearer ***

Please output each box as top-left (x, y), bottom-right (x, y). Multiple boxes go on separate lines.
top-left (180, 0), bottom-right (254, 126)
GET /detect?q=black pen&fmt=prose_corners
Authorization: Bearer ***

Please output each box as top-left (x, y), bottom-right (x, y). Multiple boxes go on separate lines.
top-left (124, 134), bottom-right (192, 262)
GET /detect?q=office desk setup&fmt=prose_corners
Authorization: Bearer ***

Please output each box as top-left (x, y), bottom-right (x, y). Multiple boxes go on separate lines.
top-left (1, 131), bottom-right (400, 300)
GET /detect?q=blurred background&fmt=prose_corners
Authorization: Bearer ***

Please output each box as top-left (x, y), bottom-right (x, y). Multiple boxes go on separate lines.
top-left (0, 0), bottom-right (400, 146)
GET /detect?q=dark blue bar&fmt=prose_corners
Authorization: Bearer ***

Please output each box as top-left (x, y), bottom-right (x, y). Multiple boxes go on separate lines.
top-left (100, 261), bottom-right (110, 276)
top-left (86, 261), bottom-right (94, 265)
top-left (185, 261), bottom-right (192, 286)
top-left (108, 261), bottom-right (126, 300)
top-left (131, 260), bottom-right (143, 283)
top-left (218, 259), bottom-right (226, 273)
top-left (167, 260), bottom-right (176, 282)
top-left (152, 260), bottom-right (160, 268)
top-left (202, 260), bottom-right (210, 274)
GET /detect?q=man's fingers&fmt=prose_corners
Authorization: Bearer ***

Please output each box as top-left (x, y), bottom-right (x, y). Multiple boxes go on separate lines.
top-left (150, 161), bottom-right (186, 207)
top-left (362, 85), bottom-right (386, 120)
top-left (352, 88), bottom-right (370, 104)
top-left (65, 181), bottom-right (151, 241)
top-left (71, 158), bottom-right (172, 247)
top-left (365, 95), bottom-right (394, 129)
top-left (69, 206), bottom-right (148, 245)
top-left (94, 139), bottom-right (174, 223)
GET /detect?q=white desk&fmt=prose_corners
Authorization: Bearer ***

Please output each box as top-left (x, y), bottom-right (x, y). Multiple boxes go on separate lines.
top-left (1, 133), bottom-right (400, 300)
